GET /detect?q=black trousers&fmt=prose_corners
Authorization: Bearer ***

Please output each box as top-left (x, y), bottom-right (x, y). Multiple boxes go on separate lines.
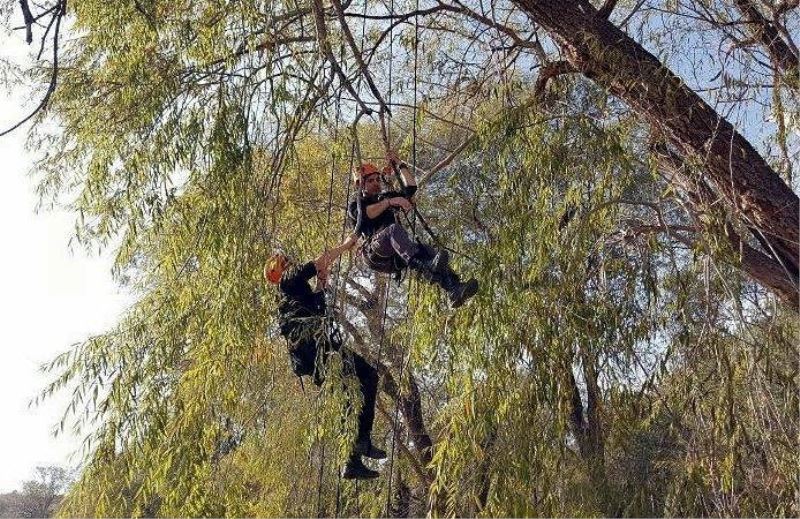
top-left (343, 349), bottom-right (379, 444)
top-left (288, 333), bottom-right (378, 444)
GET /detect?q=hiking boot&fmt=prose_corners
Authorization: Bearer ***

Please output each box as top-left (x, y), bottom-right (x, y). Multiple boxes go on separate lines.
top-left (343, 458), bottom-right (380, 480)
top-left (441, 271), bottom-right (479, 309)
top-left (447, 278), bottom-right (479, 308)
top-left (407, 249), bottom-right (448, 280)
top-left (430, 248), bottom-right (449, 273)
top-left (354, 440), bottom-right (387, 460)
top-left (410, 251), bottom-right (477, 308)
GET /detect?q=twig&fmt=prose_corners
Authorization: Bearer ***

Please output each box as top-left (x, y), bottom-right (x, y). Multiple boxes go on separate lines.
top-left (1, 0), bottom-right (65, 137)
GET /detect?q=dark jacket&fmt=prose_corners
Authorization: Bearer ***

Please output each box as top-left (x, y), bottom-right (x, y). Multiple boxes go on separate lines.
top-left (276, 261), bottom-right (339, 382)
top-left (277, 262), bottom-right (326, 342)
top-left (347, 185), bottom-right (417, 239)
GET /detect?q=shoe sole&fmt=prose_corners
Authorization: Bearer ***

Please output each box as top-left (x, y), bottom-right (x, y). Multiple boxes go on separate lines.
top-left (450, 279), bottom-right (479, 308)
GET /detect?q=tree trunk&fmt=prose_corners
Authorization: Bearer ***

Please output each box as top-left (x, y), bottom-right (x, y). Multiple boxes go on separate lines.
top-left (514, 0), bottom-right (799, 304)
top-left (568, 357), bottom-right (610, 513)
top-left (380, 365), bottom-right (435, 466)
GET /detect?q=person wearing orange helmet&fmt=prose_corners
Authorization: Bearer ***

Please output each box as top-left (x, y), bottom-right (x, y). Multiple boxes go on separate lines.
top-left (265, 245), bottom-right (385, 480)
top-left (348, 150), bottom-right (478, 308)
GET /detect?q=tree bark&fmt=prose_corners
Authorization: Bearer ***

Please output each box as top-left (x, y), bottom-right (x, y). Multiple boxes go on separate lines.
top-left (567, 360), bottom-right (609, 513)
top-left (512, 0), bottom-right (799, 304)
top-left (733, 0), bottom-right (799, 76)
top-left (655, 144), bottom-right (800, 306)
top-left (380, 364), bottom-right (435, 466)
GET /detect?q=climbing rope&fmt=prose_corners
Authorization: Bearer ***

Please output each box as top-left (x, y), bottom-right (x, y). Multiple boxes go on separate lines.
top-left (308, 0), bottom-right (440, 512)
top-left (313, 103), bottom-right (341, 518)
top-left (326, 2), bottom-right (372, 515)
top-left (379, 1), bottom-right (424, 513)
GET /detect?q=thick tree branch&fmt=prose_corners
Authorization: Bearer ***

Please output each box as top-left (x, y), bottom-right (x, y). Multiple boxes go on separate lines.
top-left (18, 0), bottom-right (35, 43)
top-left (378, 362), bottom-right (434, 467)
top-left (310, 0), bottom-right (372, 115)
top-left (376, 400), bottom-right (433, 486)
top-left (653, 144), bottom-right (799, 308)
top-left (597, 0), bottom-right (618, 19)
top-left (512, 0), bottom-right (799, 300)
top-left (417, 135), bottom-right (476, 187)
top-left (733, 0), bottom-right (799, 76)
top-left (534, 60), bottom-right (576, 99)
top-left (329, 0), bottom-right (391, 115)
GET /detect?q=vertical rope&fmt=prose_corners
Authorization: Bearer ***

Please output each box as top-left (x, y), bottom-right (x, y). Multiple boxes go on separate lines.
top-left (387, 0), bottom-right (394, 145)
top-left (334, 1), bottom-right (371, 515)
top-left (412, 0), bottom-right (419, 171)
top-left (384, 0), bottom-right (424, 512)
top-left (314, 89), bottom-right (341, 519)
top-left (315, 441), bottom-right (326, 517)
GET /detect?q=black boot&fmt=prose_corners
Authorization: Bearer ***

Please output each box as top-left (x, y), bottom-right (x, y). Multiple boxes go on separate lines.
top-left (441, 270), bottom-right (479, 309)
top-left (354, 439), bottom-right (387, 460)
top-left (409, 250), bottom-right (478, 308)
top-left (407, 249), bottom-right (448, 279)
top-left (431, 248), bottom-right (449, 273)
top-left (343, 457), bottom-right (380, 480)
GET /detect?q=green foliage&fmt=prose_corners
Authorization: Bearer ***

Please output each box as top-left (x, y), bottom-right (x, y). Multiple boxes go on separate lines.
top-left (6, 0), bottom-right (796, 516)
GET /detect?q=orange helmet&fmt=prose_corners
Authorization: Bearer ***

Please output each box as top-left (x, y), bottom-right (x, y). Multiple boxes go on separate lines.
top-left (353, 162), bottom-right (381, 183)
top-left (265, 253), bottom-right (288, 284)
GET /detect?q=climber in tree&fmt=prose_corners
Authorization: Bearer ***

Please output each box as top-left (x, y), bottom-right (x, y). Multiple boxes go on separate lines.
top-left (265, 244), bottom-right (386, 480)
top-left (348, 150), bottom-right (478, 308)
